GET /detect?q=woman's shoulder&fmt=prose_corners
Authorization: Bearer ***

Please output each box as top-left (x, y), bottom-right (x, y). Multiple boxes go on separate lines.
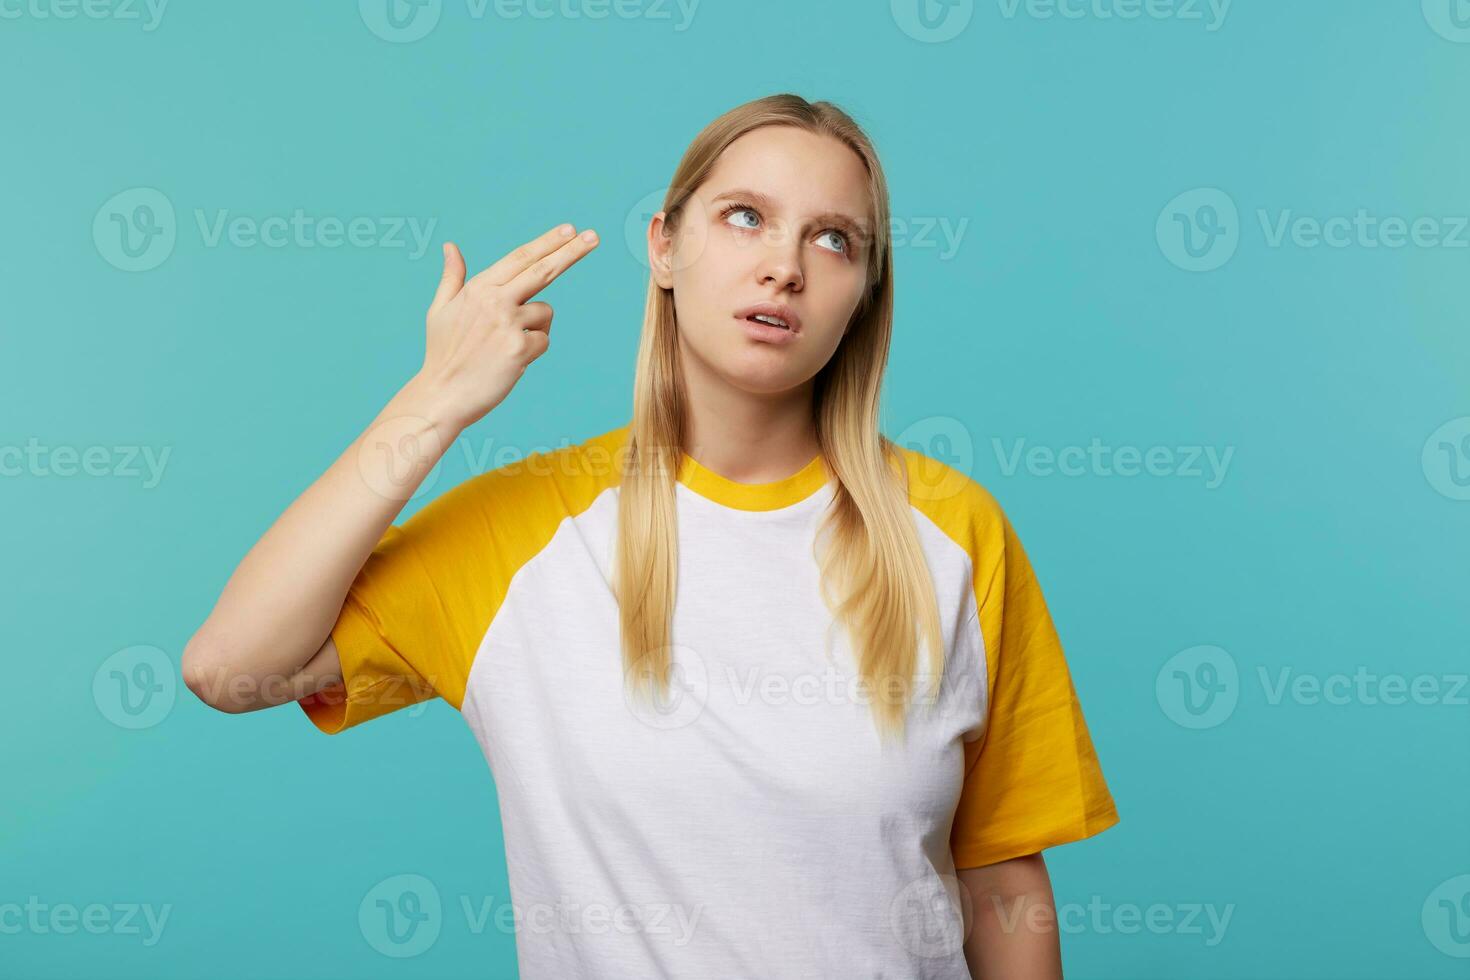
top-left (887, 435), bottom-right (1005, 529)
top-left (886, 435), bottom-right (1020, 595)
top-left (415, 422), bottom-right (631, 529)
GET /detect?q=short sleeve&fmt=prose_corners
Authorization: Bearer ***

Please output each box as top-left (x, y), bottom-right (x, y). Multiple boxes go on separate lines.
top-left (296, 481), bottom-right (489, 734)
top-left (296, 523), bottom-right (458, 735)
top-left (949, 510), bottom-right (1119, 869)
top-left (297, 455), bottom-right (553, 735)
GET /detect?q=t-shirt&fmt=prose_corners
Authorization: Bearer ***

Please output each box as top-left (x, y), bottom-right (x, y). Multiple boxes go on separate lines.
top-left (299, 422), bottom-right (1118, 978)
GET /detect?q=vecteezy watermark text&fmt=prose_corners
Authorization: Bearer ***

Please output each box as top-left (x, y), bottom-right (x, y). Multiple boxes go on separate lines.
top-left (891, 0), bottom-right (1229, 43)
top-left (0, 898), bottom-right (171, 946)
top-left (1, 439), bottom-right (170, 488)
top-left (358, 0), bottom-right (700, 42)
top-left (1156, 644), bottom-right (1470, 729)
top-left (996, 0), bottom-right (1230, 30)
top-left (0, 0), bottom-right (167, 30)
top-left (357, 874), bottom-right (703, 958)
top-left (94, 187), bottom-right (438, 272)
top-left (992, 437), bottom-right (1234, 488)
top-left (194, 210), bottom-right (437, 258)
top-left (1158, 188), bottom-right (1470, 272)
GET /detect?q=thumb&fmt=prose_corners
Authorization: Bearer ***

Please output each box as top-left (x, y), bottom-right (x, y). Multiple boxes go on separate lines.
top-left (430, 241), bottom-right (467, 312)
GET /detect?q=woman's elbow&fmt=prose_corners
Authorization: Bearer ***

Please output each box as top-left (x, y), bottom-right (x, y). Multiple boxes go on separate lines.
top-left (180, 631), bottom-right (250, 714)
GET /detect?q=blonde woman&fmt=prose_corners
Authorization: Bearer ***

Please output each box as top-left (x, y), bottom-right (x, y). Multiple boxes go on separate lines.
top-left (183, 93), bottom-right (1119, 979)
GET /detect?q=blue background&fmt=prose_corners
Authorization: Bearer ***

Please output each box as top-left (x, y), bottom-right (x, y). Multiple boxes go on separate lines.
top-left (3, 1), bottom-right (1467, 976)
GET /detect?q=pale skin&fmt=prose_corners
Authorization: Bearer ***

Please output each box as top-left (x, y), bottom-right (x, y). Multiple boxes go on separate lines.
top-left (646, 125), bottom-right (868, 481)
top-left (181, 123), bottom-right (1065, 978)
top-left (180, 222), bottom-right (602, 711)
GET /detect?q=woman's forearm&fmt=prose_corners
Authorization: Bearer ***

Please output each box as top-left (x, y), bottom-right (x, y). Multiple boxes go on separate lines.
top-left (182, 226), bottom-right (598, 713)
top-left (181, 374), bottom-right (463, 711)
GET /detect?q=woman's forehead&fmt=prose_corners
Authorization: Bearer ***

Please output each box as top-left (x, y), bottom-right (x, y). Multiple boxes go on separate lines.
top-left (703, 128), bottom-right (873, 228)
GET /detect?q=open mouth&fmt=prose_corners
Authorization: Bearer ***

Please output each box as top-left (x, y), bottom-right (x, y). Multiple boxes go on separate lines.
top-left (745, 314), bottom-right (791, 331)
top-left (734, 303), bottom-right (802, 334)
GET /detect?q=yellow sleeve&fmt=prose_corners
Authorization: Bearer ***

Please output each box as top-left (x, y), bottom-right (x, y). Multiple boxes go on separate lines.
top-left (949, 511), bottom-right (1120, 869)
top-left (298, 456), bottom-right (551, 735)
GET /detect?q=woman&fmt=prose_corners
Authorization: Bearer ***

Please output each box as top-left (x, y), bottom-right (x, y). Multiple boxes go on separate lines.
top-left (182, 93), bottom-right (1119, 979)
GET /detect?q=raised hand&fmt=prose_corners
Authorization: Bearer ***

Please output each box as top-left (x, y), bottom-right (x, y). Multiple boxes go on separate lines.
top-left (417, 222), bottom-right (599, 433)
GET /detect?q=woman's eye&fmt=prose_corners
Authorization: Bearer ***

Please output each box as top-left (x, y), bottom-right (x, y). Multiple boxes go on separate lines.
top-left (816, 230), bottom-right (848, 254)
top-left (725, 207), bottom-right (760, 230)
top-left (723, 205), bottom-right (848, 256)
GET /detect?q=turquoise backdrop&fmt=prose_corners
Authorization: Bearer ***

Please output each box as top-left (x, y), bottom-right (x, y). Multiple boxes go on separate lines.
top-left (3, 1), bottom-right (1467, 976)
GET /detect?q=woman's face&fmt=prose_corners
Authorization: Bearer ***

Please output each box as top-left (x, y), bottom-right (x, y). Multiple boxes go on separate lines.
top-left (648, 125), bottom-right (874, 396)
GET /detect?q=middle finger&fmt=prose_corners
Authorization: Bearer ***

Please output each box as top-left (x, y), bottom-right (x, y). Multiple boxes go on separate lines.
top-left (503, 229), bottom-right (599, 305)
top-left (472, 222), bottom-right (579, 290)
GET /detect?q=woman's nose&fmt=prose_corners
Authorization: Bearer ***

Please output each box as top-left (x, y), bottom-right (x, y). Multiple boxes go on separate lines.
top-left (755, 225), bottom-right (803, 291)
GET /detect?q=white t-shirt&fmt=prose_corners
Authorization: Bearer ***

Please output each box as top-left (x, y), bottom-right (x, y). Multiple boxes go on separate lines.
top-left (300, 422), bottom-right (1119, 978)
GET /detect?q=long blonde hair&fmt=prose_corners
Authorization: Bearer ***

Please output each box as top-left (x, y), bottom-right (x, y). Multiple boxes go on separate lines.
top-left (614, 93), bottom-right (944, 742)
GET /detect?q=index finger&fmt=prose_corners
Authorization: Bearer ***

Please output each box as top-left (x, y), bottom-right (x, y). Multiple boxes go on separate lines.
top-left (503, 228), bottom-right (599, 305)
top-left (471, 222), bottom-right (579, 290)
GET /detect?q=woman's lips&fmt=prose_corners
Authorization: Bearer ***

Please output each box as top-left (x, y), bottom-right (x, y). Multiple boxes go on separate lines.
top-left (732, 302), bottom-right (802, 332)
top-left (739, 315), bottom-right (800, 345)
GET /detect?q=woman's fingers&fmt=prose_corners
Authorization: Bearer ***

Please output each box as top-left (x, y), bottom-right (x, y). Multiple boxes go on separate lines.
top-left (518, 301), bottom-right (554, 334)
top-left (503, 229), bottom-right (599, 306)
top-left (416, 226), bottom-right (585, 429)
top-left (472, 222), bottom-right (580, 290)
top-left (430, 241), bottom-right (467, 313)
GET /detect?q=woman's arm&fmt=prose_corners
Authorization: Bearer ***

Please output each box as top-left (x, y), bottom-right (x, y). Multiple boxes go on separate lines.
top-left (181, 224), bottom-right (599, 713)
top-left (958, 853), bottom-right (1064, 980)
top-left (180, 377), bottom-right (461, 713)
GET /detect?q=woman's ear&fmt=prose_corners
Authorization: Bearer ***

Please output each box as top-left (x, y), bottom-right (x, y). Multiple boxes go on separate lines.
top-left (648, 211), bottom-right (675, 289)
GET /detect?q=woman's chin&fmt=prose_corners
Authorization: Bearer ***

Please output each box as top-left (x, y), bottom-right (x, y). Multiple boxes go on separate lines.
top-left (718, 359), bottom-right (815, 397)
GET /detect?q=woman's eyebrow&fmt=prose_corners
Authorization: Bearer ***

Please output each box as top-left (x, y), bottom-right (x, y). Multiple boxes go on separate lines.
top-left (711, 187), bottom-right (870, 240)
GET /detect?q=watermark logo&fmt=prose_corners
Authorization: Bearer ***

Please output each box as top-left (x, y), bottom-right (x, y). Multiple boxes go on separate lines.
top-left (94, 187), bottom-right (176, 273)
top-left (1161, 187), bottom-right (1470, 271)
top-left (1155, 644), bottom-right (1238, 729)
top-left (623, 644), bottom-right (709, 730)
top-left (623, 184), bottom-right (719, 274)
top-left (1423, 874), bottom-right (1470, 958)
top-left (889, 873), bottom-right (971, 958)
top-left (360, 874), bottom-right (442, 958)
top-left (355, 879), bottom-right (705, 946)
top-left (625, 186), bottom-right (675, 271)
top-left (1423, 0), bottom-right (1470, 43)
top-left (93, 645), bottom-right (177, 730)
top-left (1159, 645), bottom-right (1468, 729)
top-left (1157, 188), bottom-right (1239, 272)
top-left (894, 415), bottom-right (974, 503)
top-left (1422, 416), bottom-right (1470, 501)
top-left (93, 189), bottom-right (438, 271)
top-left (357, 414), bottom-right (446, 502)
top-left (891, 0), bottom-right (974, 42)
top-left (359, 0), bottom-right (442, 42)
